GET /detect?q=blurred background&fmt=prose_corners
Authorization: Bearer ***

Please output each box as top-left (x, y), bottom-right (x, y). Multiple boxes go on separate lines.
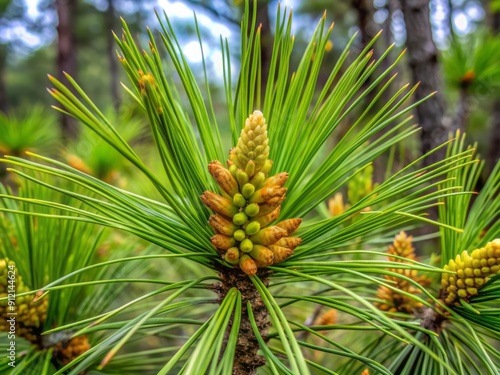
top-left (0, 0), bottom-right (499, 186)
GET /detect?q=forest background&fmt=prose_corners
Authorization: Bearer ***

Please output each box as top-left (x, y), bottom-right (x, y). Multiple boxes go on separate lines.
top-left (1, 0), bottom-right (499, 180)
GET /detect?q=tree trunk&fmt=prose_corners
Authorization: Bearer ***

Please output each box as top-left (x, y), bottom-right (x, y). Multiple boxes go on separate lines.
top-left (400, 0), bottom-right (450, 166)
top-left (352, 0), bottom-right (378, 92)
top-left (249, 0), bottom-right (272, 104)
top-left (352, 0), bottom-right (377, 49)
top-left (454, 86), bottom-right (471, 134)
top-left (446, 0), bottom-right (454, 38)
top-left (487, 9), bottom-right (500, 171)
top-left (56, 0), bottom-right (79, 139)
top-left (353, 0), bottom-right (386, 181)
top-left (0, 44), bottom-right (8, 113)
top-left (105, 0), bottom-right (120, 112)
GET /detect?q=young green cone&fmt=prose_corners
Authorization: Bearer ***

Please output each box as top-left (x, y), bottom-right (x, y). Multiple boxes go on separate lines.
top-left (202, 111), bottom-right (302, 275)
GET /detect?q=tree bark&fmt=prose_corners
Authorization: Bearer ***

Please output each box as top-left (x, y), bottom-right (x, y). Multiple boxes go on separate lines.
top-left (0, 44), bottom-right (7, 113)
top-left (400, 0), bottom-right (451, 166)
top-left (352, 0), bottom-right (377, 49)
top-left (454, 85), bottom-right (471, 135)
top-left (56, 0), bottom-right (79, 139)
top-left (446, 0), bottom-right (454, 38)
top-left (352, 0), bottom-right (384, 181)
top-left (105, 0), bottom-right (120, 112)
top-left (487, 9), bottom-right (500, 171)
top-left (249, 0), bottom-right (272, 104)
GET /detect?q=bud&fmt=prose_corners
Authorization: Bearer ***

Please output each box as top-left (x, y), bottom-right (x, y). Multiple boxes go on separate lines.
top-left (255, 199), bottom-right (284, 217)
top-left (229, 163), bottom-right (238, 177)
top-left (233, 193), bottom-right (247, 208)
top-left (233, 212), bottom-right (249, 226)
top-left (208, 161), bottom-right (239, 197)
top-left (236, 170), bottom-right (249, 187)
top-left (239, 254), bottom-right (257, 276)
top-left (138, 72), bottom-right (157, 95)
top-left (245, 160), bottom-right (256, 177)
top-left (374, 231), bottom-right (429, 314)
top-left (208, 215), bottom-right (239, 236)
top-left (250, 245), bottom-right (274, 267)
top-left (210, 234), bottom-right (236, 250)
top-left (260, 160), bottom-right (273, 175)
top-left (208, 159), bottom-right (224, 171)
top-left (274, 237), bottom-right (302, 250)
top-left (250, 226), bottom-right (288, 246)
top-left (229, 148), bottom-right (238, 166)
top-left (348, 164), bottom-right (374, 205)
top-left (328, 192), bottom-right (345, 217)
top-left (240, 238), bottom-right (254, 253)
top-left (263, 172), bottom-right (289, 188)
top-left (204, 111), bottom-right (303, 274)
top-left (251, 206), bottom-right (281, 227)
top-left (250, 172), bottom-right (266, 188)
top-left (387, 231), bottom-right (416, 261)
top-left (275, 218), bottom-right (302, 235)
top-left (224, 247), bottom-right (240, 264)
top-left (241, 183), bottom-right (256, 199)
top-left (245, 203), bottom-right (260, 217)
top-left (245, 221), bottom-right (261, 235)
top-left (233, 230), bottom-right (246, 242)
top-left (249, 187), bottom-right (287, 204)
top-left (201, 191), bottom-right (239, 218)
top-left (268, 245), bottom-right (294, 263)
top-left (314, 309), bottom-right (337, 327)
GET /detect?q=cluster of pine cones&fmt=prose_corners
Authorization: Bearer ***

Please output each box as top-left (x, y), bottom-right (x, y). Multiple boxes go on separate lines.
top-left (201, 110), bottom-right (302, 276)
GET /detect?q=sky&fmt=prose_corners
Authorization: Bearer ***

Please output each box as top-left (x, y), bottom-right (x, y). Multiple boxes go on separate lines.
top-left (0, 0), bottom-right (487, 60)
top-left (2, 0), bottom-right (292, 61)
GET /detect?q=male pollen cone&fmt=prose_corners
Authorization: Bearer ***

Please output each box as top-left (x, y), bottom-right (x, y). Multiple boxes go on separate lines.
top-left (0, 259), bottom-right (48, 344)
top-left (201, 111), bottom-right (302, 275)
top-left (441, 239), bottom-right (500, 306)
top-left (374, 232), bottom-right (430, 314)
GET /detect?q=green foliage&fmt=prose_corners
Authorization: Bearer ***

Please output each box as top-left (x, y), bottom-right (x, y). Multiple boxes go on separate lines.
top-left (439, 131), bottom-right (500, 260)
top-left (64, 106), bottom-right (146, 184)
top-left (0, 105), bottom-right (59, 157)
top-left (442, 30), bottom-right (500, 98)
